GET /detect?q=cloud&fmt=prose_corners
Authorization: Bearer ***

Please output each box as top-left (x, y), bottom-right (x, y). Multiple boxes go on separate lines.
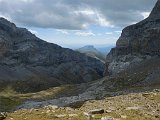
top-left (74, 10), bottom-right (95, 15)
top-left (105, 32), bottom-right (113, 35)
top-left (75, 31), bottom-right (95, 36)
top-left (141, 12), bottom-right (150, 19)
top-left (56, 30), bottom-right (69, 35)
top-left (0, 0), bottom-right (157, 29)
top-left (28, 29), bottom-right (38, 34)
top-left (97, 33), bottom-right (102, 36)
top-left (115, 31), bottom-right (122, 34)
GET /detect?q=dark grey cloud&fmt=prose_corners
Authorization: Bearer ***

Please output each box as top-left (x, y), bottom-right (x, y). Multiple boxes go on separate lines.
top-left (0, 0), bottom-right (157, 29)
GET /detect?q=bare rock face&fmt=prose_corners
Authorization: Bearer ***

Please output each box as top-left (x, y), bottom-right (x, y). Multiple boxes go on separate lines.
top-left (105, 0), bottom-right (160, 76)
top-left (0, 18), bottom-right (104, 92)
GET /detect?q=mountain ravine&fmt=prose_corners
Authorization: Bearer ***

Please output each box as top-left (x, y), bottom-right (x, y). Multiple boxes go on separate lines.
top-left (0, 17), bottom-right (104, 93)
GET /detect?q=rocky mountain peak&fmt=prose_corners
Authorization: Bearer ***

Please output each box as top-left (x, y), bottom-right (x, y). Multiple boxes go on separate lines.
top-left (84, 45), bottom-right (95, 49)
top-left (78, 45), bottom-right (97, 51)
top-left (105, 0), bottom-right (160, 76)
top-left (0, 17), bottom-right (37, 40)
top-left (0, 17), bottom-right (14, 25)
top-left (0, 17), bottom-right (17, 32)
top-left (149, 0), bottom-right (160, 19)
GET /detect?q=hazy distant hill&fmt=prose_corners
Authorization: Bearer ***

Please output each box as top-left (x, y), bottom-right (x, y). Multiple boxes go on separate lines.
top-left (97, 46), bottom-right (114, 55)
top-left (76, 45), bottom-right (106, 62)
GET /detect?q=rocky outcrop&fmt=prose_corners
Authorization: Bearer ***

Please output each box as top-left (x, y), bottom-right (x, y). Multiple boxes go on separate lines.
top-left (0, 18), bottom-right (104, 92)
top-left (105, 0), bottom-right (160, 76)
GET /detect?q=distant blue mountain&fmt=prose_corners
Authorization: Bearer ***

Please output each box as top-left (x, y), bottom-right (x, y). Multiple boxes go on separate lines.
top-left (97, 45), bottom-right (114, 56)
top-left (76, 45), bottom-right (108, 62)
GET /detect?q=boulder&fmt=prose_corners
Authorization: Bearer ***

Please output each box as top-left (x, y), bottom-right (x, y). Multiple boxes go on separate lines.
top-left (0, 112), bottom-right (7, 120)
top-left (89, 109), bottom-right (105, 114)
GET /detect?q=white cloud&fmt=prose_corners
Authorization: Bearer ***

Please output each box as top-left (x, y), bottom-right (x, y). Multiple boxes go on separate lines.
top-left (97, 33), bottom-right (102, 36)
top-left (74, 9), bottom-right (95, 15)
top-left (75, 31), bottom-right (95, 36)
top-left (0, 0), bottom-right (156, 29)
top-left (29, 29), bottom-right (38, 34)
top-left (115, 31), bottom-right (122, 34)
top-left (73, 9), bottom-right (113, 28)
top-left (56, 30), bottom-right (69, 35)
top-left (95, 11), bottom-right (112, 27)
top-left (141, 12), bottom-right (150, 19)
top-left (20, 0), bottom-right (33, 2)
top-left (105, 32), bottom-right (113, 35)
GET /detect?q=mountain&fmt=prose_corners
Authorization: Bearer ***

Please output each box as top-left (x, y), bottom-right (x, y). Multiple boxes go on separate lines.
top-left (0, 18), bottom-right (104, 93)
top-left (16, 0), bottom-right (160, 109)
top-left (97, 45), bottom-right (114, 55)
top-left (104, 0), bottom-right (160, 87)
top-left (1, 1), bottom-right (160, 118)
top-left (76, 45), bottom-right (106, 62)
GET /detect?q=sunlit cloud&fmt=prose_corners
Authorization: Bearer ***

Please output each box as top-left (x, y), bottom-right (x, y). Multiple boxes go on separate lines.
top-left (114, 31), bottom-right (122, 34)
top-left (56, 30), bottom-right (69, 35)
top-left (28, 29), bottom-right (38, 34)
top-left (105, 32), bottom-right (113, 35)
top-left (141, 12), bottom-right (150, 19)
top-left (75, 31), bottom-right (95, 36)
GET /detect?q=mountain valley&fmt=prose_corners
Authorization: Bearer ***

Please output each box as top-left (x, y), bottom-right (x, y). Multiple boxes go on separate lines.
top-left (0, 0), bottom-right (160, 120)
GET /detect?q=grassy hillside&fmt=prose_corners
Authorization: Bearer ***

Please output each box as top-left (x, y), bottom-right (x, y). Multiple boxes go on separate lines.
top-left (0, 85), bottom-right (77, 111)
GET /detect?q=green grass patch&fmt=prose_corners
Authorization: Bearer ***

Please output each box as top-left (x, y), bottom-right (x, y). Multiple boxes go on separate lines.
top-left (0, 84), bottom-right (76, 111)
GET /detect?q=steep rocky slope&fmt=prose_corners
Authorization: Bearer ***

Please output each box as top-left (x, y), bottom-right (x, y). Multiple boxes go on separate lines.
top-left (105, 0), bottom-right (160, 78)
top-left (0, 18), bottom-right (104, 93)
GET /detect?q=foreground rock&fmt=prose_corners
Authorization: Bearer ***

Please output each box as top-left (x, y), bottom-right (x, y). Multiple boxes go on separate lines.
top-left (5, 90), bottom-right (160, 120)
top-left (89, 109), bottom-right (105, 114)
top-left (0, 112), bottom-right (7, 120)
top-left (0, 17), bottom-right (104, 93)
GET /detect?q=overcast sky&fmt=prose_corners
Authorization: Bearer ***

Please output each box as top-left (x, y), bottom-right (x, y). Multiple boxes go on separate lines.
top-left (0, 0), bottom-right (157, 48)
